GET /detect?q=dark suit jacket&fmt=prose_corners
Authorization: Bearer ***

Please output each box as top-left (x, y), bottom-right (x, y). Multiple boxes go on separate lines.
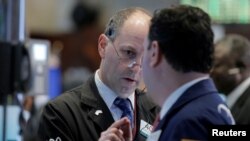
top-left (37, 76), bottom-right (159, 141)
top-left (155, 79), bottom-right (234, 141)
top-left (231, 86), bottom-right (250, 124)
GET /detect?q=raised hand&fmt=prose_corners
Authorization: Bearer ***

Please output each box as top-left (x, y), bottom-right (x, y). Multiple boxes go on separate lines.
top-left (98, 117), bottom-right (132, 141)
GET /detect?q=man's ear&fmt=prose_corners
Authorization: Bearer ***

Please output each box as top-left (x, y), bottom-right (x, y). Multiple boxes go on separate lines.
top-left (150, 41), bottom-right (162, 67)
top-left (98, 34), bottom-right (108, 58)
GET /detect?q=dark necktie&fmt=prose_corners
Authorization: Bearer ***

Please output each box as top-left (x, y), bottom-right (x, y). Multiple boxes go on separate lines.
top-left (152, 114), bottom-right (160, 131)
top-left (114, 97), bottom-right (134, 127)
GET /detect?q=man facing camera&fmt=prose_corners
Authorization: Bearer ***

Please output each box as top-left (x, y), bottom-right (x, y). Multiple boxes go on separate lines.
top-left (37, 7), bottom-right (159, 141)
top-left (211, 34), bottom-right (250, 124)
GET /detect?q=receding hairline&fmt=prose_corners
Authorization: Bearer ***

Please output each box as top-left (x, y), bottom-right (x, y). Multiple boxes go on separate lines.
top-left (104, 7), bottom-right (151, 41)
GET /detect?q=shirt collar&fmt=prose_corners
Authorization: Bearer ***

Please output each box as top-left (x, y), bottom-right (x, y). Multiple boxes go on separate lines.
top-left (160, 76), bottom-right (209, 119)
top-left (227, 76), bottom-right (250, 108)
top-left (94, 70), bottom-right (135, 110)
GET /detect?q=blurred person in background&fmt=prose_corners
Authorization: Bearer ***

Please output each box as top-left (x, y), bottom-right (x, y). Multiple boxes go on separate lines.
top-left (19, 95), bottom-right (35, 138)
top-left (142, 5), bottom-right (235, 141)
top-left (37, 7), bottom-right (159, 141)
top-left (211, 34), bottom-right (250, 124)
top-left (18, 94), bottom-right (48, 141)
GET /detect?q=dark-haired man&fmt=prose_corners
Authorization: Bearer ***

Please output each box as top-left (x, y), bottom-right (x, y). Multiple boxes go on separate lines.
top-left (143, 5), bottom-right (235, 141)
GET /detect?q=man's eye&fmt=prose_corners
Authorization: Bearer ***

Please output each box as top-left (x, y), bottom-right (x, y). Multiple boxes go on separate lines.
top-left (125, 50), bottom-right (136, 58)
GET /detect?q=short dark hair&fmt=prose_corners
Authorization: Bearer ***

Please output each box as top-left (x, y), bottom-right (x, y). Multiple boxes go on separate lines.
top-left (149, 5), bottom-right (214, 73)
top-left (104, 7), bottom-right (151, 42)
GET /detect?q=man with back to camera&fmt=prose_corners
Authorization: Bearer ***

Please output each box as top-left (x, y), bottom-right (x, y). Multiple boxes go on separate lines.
top-left (37, 7), bottom-right (159, 141)
top-left (142, 5), bottom-right (235, 141)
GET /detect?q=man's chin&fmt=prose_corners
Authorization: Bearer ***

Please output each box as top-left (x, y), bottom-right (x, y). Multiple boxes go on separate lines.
top-left (117, 87), bottom-right (136, 98)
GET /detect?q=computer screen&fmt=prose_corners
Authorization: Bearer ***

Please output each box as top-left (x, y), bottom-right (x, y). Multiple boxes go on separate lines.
top-left (181, 0), bottom-right (250, 24)
top-left (32, 43), bottom-right (48, 62)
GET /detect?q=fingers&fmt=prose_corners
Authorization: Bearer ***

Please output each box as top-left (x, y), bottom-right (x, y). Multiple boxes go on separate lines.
top-left (98, 128), bottom-right (124, 141)
top-left (120, 118), bottom-right (132, 141)
top-left (98, 117), bottom-right (132, 141)
top-left (110, 117), bottom-right (130, 128)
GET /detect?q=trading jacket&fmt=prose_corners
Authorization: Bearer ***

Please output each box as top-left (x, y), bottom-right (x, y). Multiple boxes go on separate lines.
top-left (37, 76), bottom-right (159, 141)
top-left (153, 79), bottom-right (234, 141)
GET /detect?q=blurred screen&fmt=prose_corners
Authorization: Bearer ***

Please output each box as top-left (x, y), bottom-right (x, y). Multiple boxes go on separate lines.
top-left (32, 43), bottom-right (47, 61)
top-left (181, 0), bottom-right (250, 24)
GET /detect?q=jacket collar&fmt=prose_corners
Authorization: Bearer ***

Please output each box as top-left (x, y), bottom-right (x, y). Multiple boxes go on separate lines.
top-left (80, 76), bottom-right (115, 131)
top-left (156, 79), bottom-right (217, 129)
top-left (79, 76), bottom-right (157, 139)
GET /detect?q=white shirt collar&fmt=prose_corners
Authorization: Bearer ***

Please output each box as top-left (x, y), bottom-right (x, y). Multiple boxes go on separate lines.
top-left (94, 70), bottom-right (135, 110)
top-left (160, 76), bottom-right (209, 119)
top-left (227, 76), bottom-right (250, 108)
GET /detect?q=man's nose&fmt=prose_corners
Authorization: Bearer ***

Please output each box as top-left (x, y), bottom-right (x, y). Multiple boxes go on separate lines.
top-left (128, 57), bottom-right (142, 69)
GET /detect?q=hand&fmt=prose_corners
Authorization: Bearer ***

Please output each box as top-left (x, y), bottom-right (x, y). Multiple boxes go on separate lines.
top-left (98, 117), bottom-right (132, 141)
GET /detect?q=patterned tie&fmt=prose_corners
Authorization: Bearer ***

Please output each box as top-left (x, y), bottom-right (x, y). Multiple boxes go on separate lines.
top-left (114, 97), bottom-right (134, 127)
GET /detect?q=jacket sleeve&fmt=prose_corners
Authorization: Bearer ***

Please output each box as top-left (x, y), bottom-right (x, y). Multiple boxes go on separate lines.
top-left (160, 118), bottom-right (208, 141)
top-left (37, 102), bottom-right (74, 141)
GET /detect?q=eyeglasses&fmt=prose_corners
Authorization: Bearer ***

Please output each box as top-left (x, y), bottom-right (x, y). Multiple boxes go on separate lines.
top-left (108, 38), bottom-right (142, 69)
